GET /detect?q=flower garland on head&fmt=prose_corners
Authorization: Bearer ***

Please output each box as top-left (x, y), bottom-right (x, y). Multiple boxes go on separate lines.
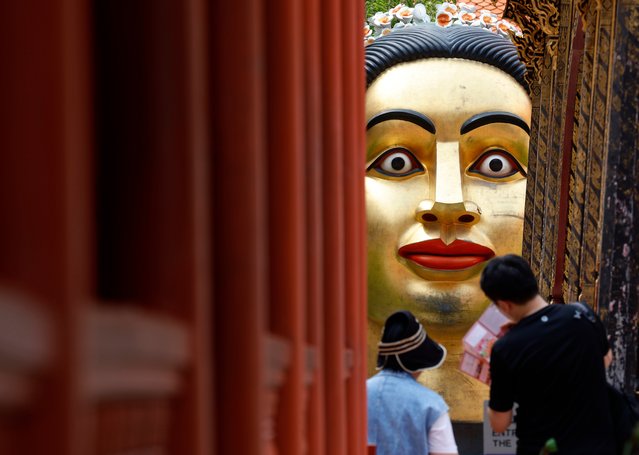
top-left (364, 2), bottom-right (523, 46)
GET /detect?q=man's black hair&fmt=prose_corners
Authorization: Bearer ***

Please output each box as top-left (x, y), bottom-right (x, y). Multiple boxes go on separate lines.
top-left (480, 254), bottom-right (539, 304)
top-left (365, 23), bottom-right (528, 91)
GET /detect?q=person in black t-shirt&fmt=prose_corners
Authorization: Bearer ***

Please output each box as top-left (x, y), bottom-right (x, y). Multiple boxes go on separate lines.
top-left (480, 254), bottom-right (614, 455)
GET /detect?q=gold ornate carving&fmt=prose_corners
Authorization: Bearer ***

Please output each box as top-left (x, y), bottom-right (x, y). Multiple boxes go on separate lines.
top-left (504, 0), bottom-right (561, 87)
top-left (576, 0), bottom-right (593, 18)
top-left (577, 0), bottom-right (605, 24)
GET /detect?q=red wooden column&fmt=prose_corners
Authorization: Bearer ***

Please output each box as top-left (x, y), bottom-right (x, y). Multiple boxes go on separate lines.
top-left (356, 1), bottom-right (369, 449)
top-left (321, 0), bottom-right (348, 451)
top-left (168, 0), bottom-right (213, 452)
top-left (209, 0), bottom-right (267, 453)
top-left (56, 5), bottom-right (95, 449)
top-left (266, 0), bottom-right (307, 453)
top-left (342, 0), bottom-right (368, 452)
top-left (303, 0), bottom-right (327, 452)
top-left (90, 1), bottom-right (214, 453)
top-left (0, 1), bottom-right (94, 454)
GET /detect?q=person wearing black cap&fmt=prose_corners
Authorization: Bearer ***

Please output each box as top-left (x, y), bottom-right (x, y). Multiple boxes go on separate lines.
top-left (367, 310), bottom-right (458, 454)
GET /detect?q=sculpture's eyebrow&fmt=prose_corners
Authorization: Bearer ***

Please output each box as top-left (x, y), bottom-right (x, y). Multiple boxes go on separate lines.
top-left (366, 109), bottom-right (436, 134)
top-left (460, 112), bottom-right (530, 135)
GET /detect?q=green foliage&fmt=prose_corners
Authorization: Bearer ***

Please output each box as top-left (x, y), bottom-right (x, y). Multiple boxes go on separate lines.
top-left (622, 423), bottom-right (639, 455)
top-left (539, 438), bottom-right (558, 455)
top-left (364, 0), bottom-right (453, 22)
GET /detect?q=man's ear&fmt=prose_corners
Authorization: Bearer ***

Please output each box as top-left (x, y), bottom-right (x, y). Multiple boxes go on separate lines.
top-left (495, 299), bottom-right (511, 316)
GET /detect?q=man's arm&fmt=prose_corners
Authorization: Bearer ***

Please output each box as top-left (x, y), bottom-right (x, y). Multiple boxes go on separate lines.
top-left (604, 348), bottom-right (613, 368)
top-left (488, 408), bottom-right (513, 434)
top-left (488, 343), bottom-right (514, 434)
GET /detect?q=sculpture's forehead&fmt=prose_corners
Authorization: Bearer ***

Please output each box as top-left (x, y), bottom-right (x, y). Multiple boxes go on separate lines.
top-left (365, 58), bottom-right (531, 136)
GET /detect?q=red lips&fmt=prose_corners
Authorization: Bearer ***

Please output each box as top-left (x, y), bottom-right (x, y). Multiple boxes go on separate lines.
top-left (398, 239), bottom-right (495, 270)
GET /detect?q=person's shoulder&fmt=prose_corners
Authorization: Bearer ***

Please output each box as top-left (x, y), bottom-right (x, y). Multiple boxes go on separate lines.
top-left (565, 301), bottom-right (598, 319)
top-left (415, 383), bottom-right (449, 412)
top-left (550, 302), bottom-right (599, 325)
top-left (366, 372), bottom-right (386, 388)
top-left (549, 302), bottom-right (592, 316)
top-left (368, 370), bottom-right (411, 386)
top-left (367, 371), bottom-right (387, 383)
top-left (553, 302), bottom-right (577, 314)
top-left (413, 380), bottom-right (446, 402)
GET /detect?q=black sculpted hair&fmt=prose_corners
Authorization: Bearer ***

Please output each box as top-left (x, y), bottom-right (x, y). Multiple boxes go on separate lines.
top-left (480, 254), bottom-right (539, 304)
top-left (365, 23), bottom-right (528, 91)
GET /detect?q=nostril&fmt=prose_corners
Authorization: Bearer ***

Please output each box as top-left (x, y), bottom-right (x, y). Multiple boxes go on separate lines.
top-left (422, 214), bottom-right (438, 222)
top-left (458, 214), bottom-right (476, 223)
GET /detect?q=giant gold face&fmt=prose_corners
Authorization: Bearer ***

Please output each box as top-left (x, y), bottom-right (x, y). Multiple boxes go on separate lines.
top-left (366, 58), bottom-right (531, 421)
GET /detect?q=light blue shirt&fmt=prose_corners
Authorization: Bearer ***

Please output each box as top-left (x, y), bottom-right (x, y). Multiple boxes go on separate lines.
top-left (367, 369), bottom-right (449, 454)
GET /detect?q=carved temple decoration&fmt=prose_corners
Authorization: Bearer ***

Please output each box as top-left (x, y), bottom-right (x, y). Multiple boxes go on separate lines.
top-left (576, 0), bottom-right (604, 21)
top-left (504, 0), bottom-right (561, 87)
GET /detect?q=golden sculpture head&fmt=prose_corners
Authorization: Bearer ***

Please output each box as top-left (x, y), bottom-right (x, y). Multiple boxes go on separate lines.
top-left (365, 24), bottom-right (531, 421)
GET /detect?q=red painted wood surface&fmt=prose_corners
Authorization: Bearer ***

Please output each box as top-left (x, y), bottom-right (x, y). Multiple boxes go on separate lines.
top-left (321, 0), bottom-right (349, 450)
top-left (267, 0), bottom-right (306, 449)
top-left (1, 1), bottom-right (94, 454)
top-left (209, 0), bottom-right (268, 452)
top-left (343, 0), bottom-right (368, 453)
top-left (0, 0), bottom-right (367, 453)
top-left (303, 0), bottom-right (328, 454)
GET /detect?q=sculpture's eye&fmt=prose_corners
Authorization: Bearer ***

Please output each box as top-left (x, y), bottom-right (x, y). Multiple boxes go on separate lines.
top-left (468, 149), bottom-right (526, 179)
top-left (368, 148), bottom-right (424, 177)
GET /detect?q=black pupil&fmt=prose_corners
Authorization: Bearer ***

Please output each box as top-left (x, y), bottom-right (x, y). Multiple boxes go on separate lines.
top-left (489, 158), bottom-right (504, 172)
top-left (391, 156), bottom-right (406, 171)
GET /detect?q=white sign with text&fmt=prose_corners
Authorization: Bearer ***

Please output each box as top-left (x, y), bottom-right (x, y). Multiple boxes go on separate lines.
top-left (483, 401), bottom-right (517, 455)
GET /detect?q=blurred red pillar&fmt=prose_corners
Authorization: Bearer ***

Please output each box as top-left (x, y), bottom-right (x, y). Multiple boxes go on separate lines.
top-left (303, 0), bottom-right (328, 454)
top-left (343, 0), bottom-right (369, 453)
top-left (320, 0), bottom-right (349, 451)
top-left (0, 0), bottom-right (367, 453)
top-left (266, 0), bottom-right (306, 453)
top-left (209, 0), bottom-right (268, 453)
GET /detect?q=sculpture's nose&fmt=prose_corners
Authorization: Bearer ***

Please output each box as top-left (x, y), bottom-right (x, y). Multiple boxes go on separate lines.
top-left (416, 200), bottom-right (481, 226)
top-left (415, 141), bottom-right (481, 226)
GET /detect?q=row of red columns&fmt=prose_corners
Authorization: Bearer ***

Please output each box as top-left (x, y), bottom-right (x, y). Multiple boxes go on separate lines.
top-left (211, 0), bottom-right (367, 453)
top-left (0, 0), bottom-right (367, 453)
top-left (2, 0), bottom-right (215, 453)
